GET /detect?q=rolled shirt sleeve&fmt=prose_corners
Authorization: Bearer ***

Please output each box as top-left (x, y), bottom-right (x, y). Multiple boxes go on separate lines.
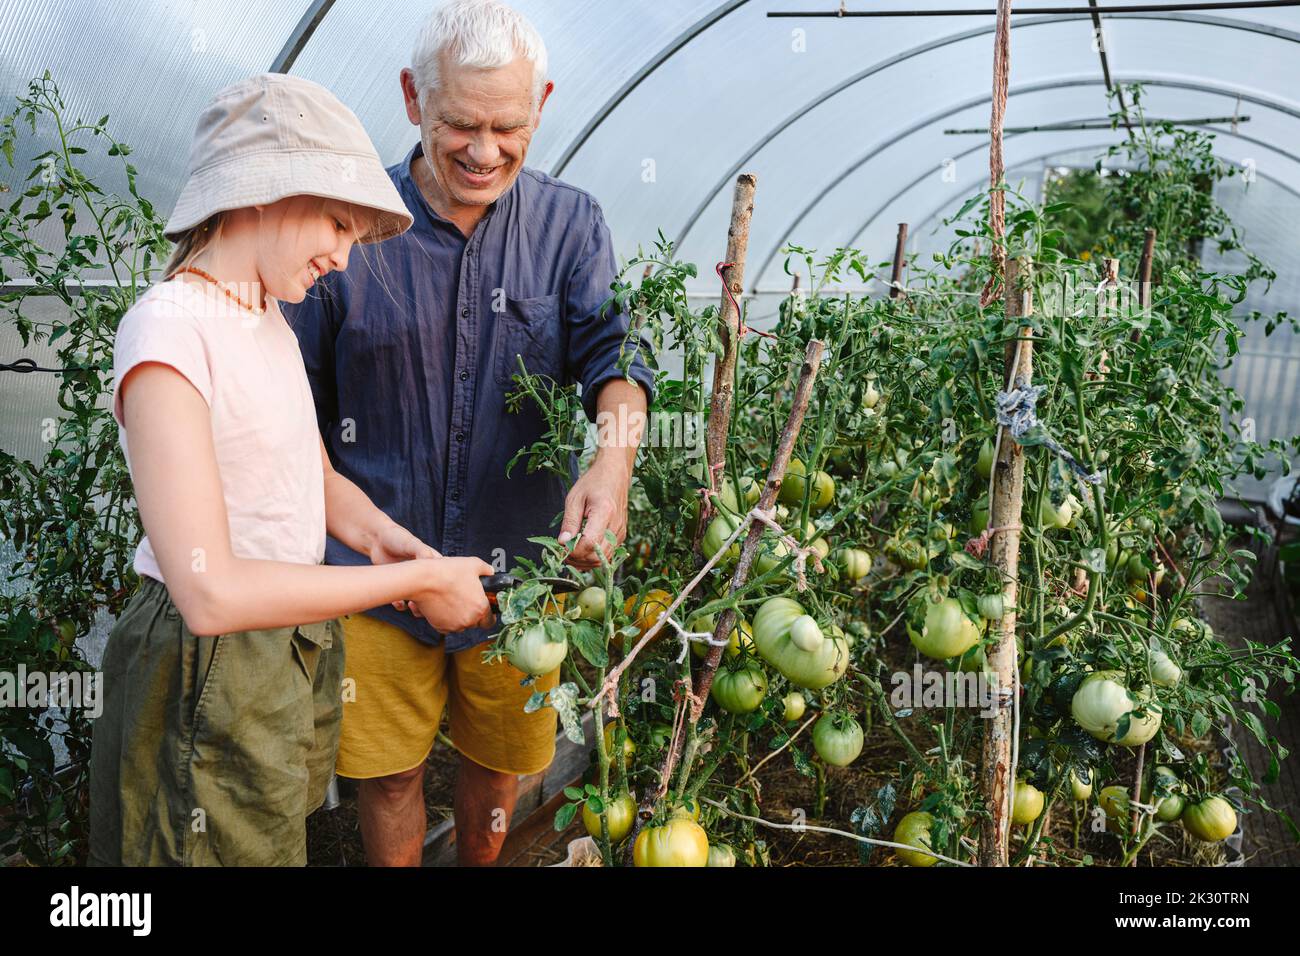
top-left (564, 203), bottom-right (656, 423)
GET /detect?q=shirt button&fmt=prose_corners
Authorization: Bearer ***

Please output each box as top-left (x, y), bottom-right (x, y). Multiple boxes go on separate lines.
top-left (456, 431), bottom-right (466, 443)
top-left (451, 490), bottom-right (461, 501)
top-left (461, 307), bottom-right (470, 318)
top-left (459, 370), bottom-right (469, 381)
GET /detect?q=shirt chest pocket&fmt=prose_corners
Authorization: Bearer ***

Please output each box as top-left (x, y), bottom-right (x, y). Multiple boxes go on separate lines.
top-left (493, 293), bottom-right (564, 388)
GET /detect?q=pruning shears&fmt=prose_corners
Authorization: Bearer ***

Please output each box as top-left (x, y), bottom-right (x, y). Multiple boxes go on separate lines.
top-left (479, 573), bottom-right (582, 607)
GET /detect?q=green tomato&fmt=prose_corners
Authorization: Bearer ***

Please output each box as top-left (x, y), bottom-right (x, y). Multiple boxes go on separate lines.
top-left (836, 547), bottom-right (872, 582)
top-left (633, 815), bottom-right (709, 867)
top-left (752, 597), bottom-right (850, 689)
top-left (687, 612), bottom-right (753, 661)
top-left (812, 712), bottom-right (864, 767)
top-left (845, 620), bottom-right (870, 647)
top-left (893, 811), bottom-right (939, 867)
top-left (647, 722), bottom-right (673, 750)
top-left (689, 463), bottom-right (759, 514)
top-left (969, 497), bottom-right (990, 535)
top-left (576, 586), bottom-right (608, 621)
top-left (755, 534), bottom-right (792, 578)
top-left (707, 843), bottom-right (737, 867)
top-left (810, 470), bottom-right (835, 511)
top-left (1156, 792), bottom-right (1186, 822)
top-left (777, 459), bottom-right (809, 506)
top-left (583, 791), bottom-right (636, 843)
top-left (711, 660), bottom-right (768, 715)
top-left (782, 691), bottom-right (806, 723)
top-left (57, 619), bottom-right (77, 645)
top-left (1150, 766), bottom-right (1185, 812)
top-left (1011, 780), bottom-right (1045, 826)
top-left (828, 444), bottom-right (857, 476)
top-left (907, 596), bottom-right (981, 660)
top-left (976, 438), bottom-right (995, 480)
top-left (735, 475), bottom-right (761, 508)
top-left (1070, 768), bottom-right (1094, 801)
top-left (957, 645), bottom-right (989, 674)
top-left (703, 511), bottom-right (742, 567)
top-left (504, 623), bottom-right (567, 677)
top-left (1099, 785), bottom-right (1131, 823)
top-left (1126, 553), bottom-right (1154, 584)
top-left (676, 797), bottom-right (702, 822)
top-left (887, 537), bottom-right (929, 571)
top-left (1181, 796), bottom-right (1237, 842)
top-left (1150, 648), bottom-right (1182, 688)
top-left (1070, 671), bottom-right (1162, 746)
top-left (776, 460), bottom-right (833, 510)
top-left (977, 593), bottom-right (1004, 621)
top-left (862, 378), bottom-right (881, 410)
top-left (602, 722), bottom-right (636, 768)
top-left (1172, 616), bottom-right (1212, 641)
top-left (802, 522), bottom-right (832, 562)
top-left (1039, 496), bottom-right (1073, 530)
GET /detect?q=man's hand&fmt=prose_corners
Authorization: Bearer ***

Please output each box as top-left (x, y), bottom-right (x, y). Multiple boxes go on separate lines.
top-left (558, 457), bottom-right (631, 569)
top-left (367, 522), bottom-right (440, 613)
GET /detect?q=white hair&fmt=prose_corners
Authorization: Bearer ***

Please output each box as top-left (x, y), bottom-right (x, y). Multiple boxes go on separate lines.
top-left (410, 0), bottom-right (549, 110)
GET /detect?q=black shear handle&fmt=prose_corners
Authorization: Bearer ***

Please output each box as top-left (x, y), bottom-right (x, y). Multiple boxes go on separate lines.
top-left (480, 574), bottom-right (521, 602)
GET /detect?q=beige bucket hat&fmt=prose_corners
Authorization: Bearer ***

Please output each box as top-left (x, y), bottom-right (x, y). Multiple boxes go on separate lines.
top-left (165, 73), bottom-right (413, 244)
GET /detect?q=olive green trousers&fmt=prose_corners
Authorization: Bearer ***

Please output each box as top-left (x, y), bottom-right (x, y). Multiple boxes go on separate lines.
top-left (88, 576), bottom-right (343, 866)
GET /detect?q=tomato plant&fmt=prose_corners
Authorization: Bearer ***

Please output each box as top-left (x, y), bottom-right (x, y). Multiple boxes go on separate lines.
top-left (491, 83), bottom-right (1296, 868)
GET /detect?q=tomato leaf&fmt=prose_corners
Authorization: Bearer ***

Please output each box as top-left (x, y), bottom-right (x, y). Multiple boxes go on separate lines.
top-left (553, 801), bottom-right (579, 832)
top-left (569, 618), bottom-right (609, 668)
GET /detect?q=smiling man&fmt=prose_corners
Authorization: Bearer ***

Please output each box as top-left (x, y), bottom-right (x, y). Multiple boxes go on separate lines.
top-left (284, 0), bottom-right (654, 866)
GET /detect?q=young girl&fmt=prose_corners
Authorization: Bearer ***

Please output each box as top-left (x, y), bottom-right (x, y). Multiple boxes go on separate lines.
top-left (88, 73), bottom-right (494, 866)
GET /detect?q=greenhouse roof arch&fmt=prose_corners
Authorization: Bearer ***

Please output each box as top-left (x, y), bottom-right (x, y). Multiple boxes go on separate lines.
top-left (1, 1), bottom-right (1298, 287)
top-left (666, 9), bottom-right (1300, 258)
top-left (747, 73), bottom-right (1300, 285)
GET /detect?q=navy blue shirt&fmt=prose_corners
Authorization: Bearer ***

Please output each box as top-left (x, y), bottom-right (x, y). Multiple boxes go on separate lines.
top-left (284, 142), bottom-right (655, 651)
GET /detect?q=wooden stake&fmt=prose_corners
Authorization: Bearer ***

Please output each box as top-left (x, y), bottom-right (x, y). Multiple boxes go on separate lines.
top-left (1137, 228), bottom-right (1156, 310)
top-left (630, 340), bottom-right (825, 860)
top-left (695, 340), bottom-right (826, 716)
top-left (690, 174), bottom-right (757, 557)
top-left (979, 255), bottom-right (1033, 867)
top-left (1130, 743), bottom-right (1147, 857)
top-left (889, 222), bottom-right (909, 298)
top-left (1102, 256), bottom-right (1120, 319)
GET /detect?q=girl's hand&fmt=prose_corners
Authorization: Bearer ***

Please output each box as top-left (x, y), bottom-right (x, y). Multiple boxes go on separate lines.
top-left (367, 523), bottom-right (439, 612)
top-left (407, 556), bottom-right (496, 634)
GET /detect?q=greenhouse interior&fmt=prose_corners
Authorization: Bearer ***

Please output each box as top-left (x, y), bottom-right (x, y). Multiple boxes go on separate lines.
top-left (1, 0), bottom-right (1298, 893)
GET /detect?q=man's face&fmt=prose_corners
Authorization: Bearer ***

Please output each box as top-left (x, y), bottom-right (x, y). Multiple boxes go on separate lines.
top-left (403, 53), bottom-right (552, 210)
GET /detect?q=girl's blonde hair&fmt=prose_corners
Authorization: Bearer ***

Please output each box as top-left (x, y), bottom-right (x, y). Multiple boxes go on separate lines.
top-left (159, 199), bottom-right (401, 309)
top-left (162, 213), bottom-right (226, 279)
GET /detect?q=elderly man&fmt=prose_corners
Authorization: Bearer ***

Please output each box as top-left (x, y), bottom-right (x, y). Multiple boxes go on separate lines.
top-left (285, 0), bottom-right (654, 866)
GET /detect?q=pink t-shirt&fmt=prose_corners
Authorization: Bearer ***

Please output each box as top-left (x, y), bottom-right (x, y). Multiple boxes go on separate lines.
top-left (112, 277), bottom-right (326, 583)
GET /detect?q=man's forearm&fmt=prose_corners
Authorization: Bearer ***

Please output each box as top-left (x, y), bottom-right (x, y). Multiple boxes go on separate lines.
top-left (592, 377), bottom-right (648, 474)
top-left (324, 470), bottom-right (400, 554)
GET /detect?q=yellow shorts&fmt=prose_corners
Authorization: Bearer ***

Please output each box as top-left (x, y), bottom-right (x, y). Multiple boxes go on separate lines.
top-left (336, 613), bottom-right (559, 779)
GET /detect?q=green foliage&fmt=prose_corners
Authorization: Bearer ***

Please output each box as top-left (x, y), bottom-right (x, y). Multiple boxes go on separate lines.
top-left (501, 83), bottom-right (1298, 866)
top-left (0, 73), bottom-right (166, 864)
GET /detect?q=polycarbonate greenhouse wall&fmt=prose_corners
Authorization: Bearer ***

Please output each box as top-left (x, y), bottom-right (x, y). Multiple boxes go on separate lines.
top-left (2, 0), bottom-right (1298, 500)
